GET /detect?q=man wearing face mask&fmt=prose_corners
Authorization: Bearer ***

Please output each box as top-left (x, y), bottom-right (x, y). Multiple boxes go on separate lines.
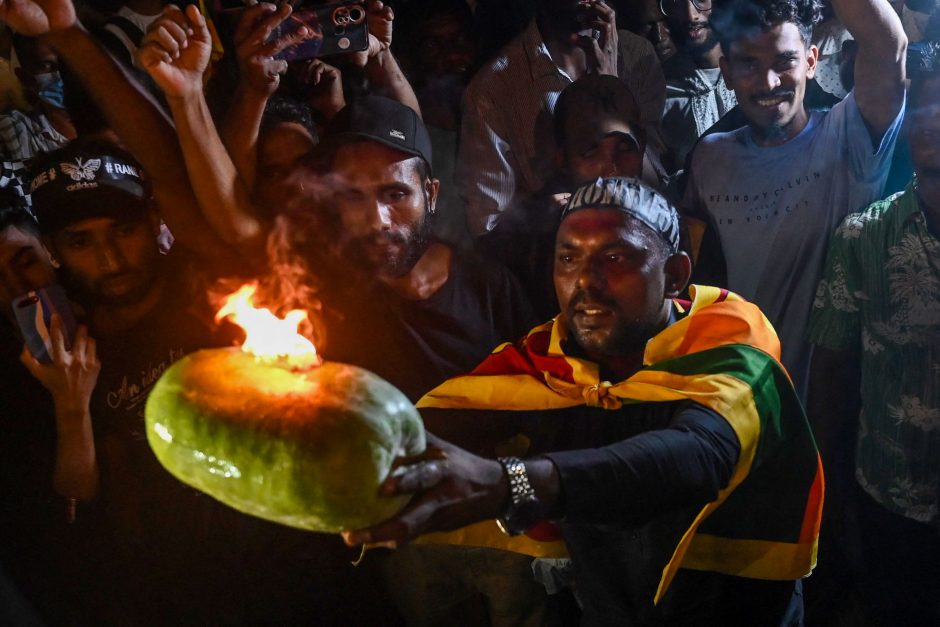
top-left (0, 34), bottom-right (74, 162)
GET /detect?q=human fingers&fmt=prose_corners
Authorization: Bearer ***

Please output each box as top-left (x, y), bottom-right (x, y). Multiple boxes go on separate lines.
top-left (308, 59), bottom-right (344, 85)
top-left (48, 313), bottom-right (67, 363)
top-left (19, 344), bottom-right (44, 378)
top-left (305, 59), bottom-right (325, 84)
top-left (381, 460), bottom-right (446, 496)
top-left (183, 3), bottom-right (210, 43)
top-left (159, 17), bottom-right (193, 52)
top-left (161, 4), bottom-right (192, 30)
top-left (267, 57), bottom-right (288, 77)
top-left (248, 2), bottom-right (292, 48)
top-left (233, 2), bottom-right (276, 45)
top-left (255, 23), bottom-right (311, 58)
top-left (368, 0), bottom-right (393, 19)
top-left (85, 335), bottom-right (99, 373)
top-left (588, 0), bottom-right (615, 24)
top-left (138, 40), bottom-right (173, 67)
top-left (151, 23), bottom-right (184, 58)
top-left (341, 493), bottom-right (444, 546)
top-left (69, 323), bottom-right (89, 363)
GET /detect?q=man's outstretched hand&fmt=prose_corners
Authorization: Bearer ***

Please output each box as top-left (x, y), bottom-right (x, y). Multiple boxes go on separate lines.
top-left (0, 0), bottom-right (76, 36)
top-left (341, 433), bottom-right (509, 548)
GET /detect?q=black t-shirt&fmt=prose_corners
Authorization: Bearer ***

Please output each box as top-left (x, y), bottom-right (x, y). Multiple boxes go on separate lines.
top-left (84, 253), bottom-right (245, 624)
top-left (320, 248), bottom-right (538, 401)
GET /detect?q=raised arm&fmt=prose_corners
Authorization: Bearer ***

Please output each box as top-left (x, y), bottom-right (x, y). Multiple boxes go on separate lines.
top-left (353, 0), bottom-right (421, 116)
top-left (220, 2), bottom-right (298, 190)
top-left (139, 4), bottom-right (270, 254)
top-left (0, 0), bottom-right (239, 265)
top-left (830, 0), bottom-right (907, 139)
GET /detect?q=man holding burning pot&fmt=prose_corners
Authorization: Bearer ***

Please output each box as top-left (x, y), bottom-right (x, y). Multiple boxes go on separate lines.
top-left (346, 177), bottom-right (823, 625)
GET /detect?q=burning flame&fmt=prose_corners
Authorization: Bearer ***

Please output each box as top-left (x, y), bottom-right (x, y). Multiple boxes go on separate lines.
top-left (215, 283), bottom-right (318, 367)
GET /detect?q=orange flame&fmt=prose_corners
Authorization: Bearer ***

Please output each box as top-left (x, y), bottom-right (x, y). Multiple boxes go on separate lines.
top-left (215, 283), bottom-right (318, 367)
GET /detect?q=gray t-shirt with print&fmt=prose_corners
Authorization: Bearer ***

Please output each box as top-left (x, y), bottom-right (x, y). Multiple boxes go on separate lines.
top-left (684, 91), bottom-right (905, 398)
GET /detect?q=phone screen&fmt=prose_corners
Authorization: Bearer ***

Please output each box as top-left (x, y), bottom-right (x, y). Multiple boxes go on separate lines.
top-left (13, 285), bottom-right (78, 364)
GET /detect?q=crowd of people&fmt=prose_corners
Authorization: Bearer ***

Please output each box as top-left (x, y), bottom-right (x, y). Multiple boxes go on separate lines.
top-left (0, 0), bottom-right (936, 624)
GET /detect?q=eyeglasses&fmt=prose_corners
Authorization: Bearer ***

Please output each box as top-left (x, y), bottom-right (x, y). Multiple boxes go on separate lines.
top-left (659, 0), bottom-right (713, 16)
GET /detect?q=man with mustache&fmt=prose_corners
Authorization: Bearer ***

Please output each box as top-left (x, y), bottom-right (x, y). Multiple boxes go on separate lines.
top-left (344, 177), bottom-right (823, 625)
top-left (682, 0), bottom-right (907, 399)
top-left (25, 140), bottom-right (244, 623)
top-left (659, 0), bottom-right (737, 172)
top-left (312, 95), bottom-right (538, 403)
top-left (807, 45), bottom-right (940, 626)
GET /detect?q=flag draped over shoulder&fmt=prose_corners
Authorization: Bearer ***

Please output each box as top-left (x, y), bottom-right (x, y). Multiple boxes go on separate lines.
top-left (415, 285), bottom-right (823, 603)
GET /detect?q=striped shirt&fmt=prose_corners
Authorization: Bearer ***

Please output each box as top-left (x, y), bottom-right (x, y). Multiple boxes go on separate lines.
top-left (0, 110), bottom-right (68, 162)
top-left (457, 19), bottom-right (666, 235)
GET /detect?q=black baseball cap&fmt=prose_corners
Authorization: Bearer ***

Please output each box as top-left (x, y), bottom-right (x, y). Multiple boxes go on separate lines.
top-left (319, 94), bottom-right (433, 170)
top-left (562, 177), bottom-right (680, 253)
top-left (554, 74), bottom-right (644, 157)
top-left (29, 140), bottom-right (152, 235)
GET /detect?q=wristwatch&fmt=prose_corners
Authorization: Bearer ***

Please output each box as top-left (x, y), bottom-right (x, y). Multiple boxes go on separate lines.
top-left (495, 457), bottom-right (543, 536)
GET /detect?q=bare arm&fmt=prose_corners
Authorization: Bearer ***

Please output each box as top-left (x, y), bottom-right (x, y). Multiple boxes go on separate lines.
top-left (139, 5), bottom-right (268, 254)
top-left (221, 86), bottom-right (268, 191)
top-left (830, 0), bottom-right (907, 140)
top-left (364, 48), bottom-right (421, 117)
top-left (36, 21), bottom-right (237, 263)
top-left (354, 0), bottom-right (420, 116)
top-left (219, 2), bottom-right (296, 189)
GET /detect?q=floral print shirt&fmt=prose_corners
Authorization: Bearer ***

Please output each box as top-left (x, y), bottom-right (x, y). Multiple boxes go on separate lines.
top-left (810, 179), bottom-right (940, 526)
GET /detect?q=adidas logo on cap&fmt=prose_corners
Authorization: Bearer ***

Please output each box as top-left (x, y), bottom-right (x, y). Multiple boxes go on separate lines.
top-left (389, 130), bottom-right (406, 140)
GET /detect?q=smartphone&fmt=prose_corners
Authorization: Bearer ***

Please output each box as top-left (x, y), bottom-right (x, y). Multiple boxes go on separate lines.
top-left (271, 1), bottom-right (370, 62)
top-left (13, 285), bottom-right (78, 364)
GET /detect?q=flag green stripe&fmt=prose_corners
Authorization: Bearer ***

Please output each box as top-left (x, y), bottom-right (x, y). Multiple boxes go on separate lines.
top-left (644, 345), bottom-right (819, 543)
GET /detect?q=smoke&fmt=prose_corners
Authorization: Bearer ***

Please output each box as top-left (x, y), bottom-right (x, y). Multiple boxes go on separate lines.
top-left (206, 168), bottom-right (351, 350)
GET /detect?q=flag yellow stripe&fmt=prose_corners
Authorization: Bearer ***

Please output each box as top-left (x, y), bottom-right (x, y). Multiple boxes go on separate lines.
top-left (417, 521), bottom-right (568, 558)
top-left (681, 533), bottom-right (819, 581)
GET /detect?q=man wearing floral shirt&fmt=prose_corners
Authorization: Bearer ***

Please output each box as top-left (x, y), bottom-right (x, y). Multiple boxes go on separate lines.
top-left (807, 46), bottom-right (940, 626)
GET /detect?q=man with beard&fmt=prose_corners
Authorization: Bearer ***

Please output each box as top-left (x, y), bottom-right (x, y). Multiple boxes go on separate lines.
top-left (26, 140), bottom-right (242, 624)
top-left (623, 0), bottom-right (679, 63)
top-left (344, 177), bottom-right (823, 625)
top-left (266, 95), bottom-right (551, 627)
top-left (683, 0), bottom-right (907, 399)
top-left (456, 0), bottom-right (666, 234)
top-left (659, 0), bottom-right (737, 173)
top-left (314, 95), bottom-right (538, 401)
top-left (807, 46), bottom-right (940, 626)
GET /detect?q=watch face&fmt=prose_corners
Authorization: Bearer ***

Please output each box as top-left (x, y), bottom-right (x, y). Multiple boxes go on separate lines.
top-left (499, 496), bottom-right (543, 536)
top-left (513, 496), bottom-right (544, 531)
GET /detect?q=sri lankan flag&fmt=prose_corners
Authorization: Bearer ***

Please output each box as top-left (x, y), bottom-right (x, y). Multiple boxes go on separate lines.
top-left (415, 285), bottom-right (823, 603)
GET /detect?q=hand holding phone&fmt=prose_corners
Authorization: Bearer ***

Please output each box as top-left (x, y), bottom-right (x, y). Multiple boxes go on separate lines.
top-left (14, 285), bottom-right (78, 364)
top-left (271, 1), bottom-right (370, 62)
top-left (19, 313), bottom-right (101, 416)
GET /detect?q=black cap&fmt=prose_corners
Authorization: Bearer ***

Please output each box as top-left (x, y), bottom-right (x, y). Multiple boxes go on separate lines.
top-left (562, 177), bottom-right (680, 252)
top-left (29, 140), bottom-right (152, 235)
top-left (320, 94), bottom-right (433, 169)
